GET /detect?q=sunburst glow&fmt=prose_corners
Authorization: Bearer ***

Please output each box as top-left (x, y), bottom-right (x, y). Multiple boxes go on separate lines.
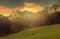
top-left (19, 2), bottom-right (44, 13)
top-left (0, 2), bottom-right (44, 16)
top-left (0, 6), bottom-right (11, 16)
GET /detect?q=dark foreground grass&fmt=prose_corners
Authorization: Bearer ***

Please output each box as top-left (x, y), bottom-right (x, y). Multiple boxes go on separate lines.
top-left (0, 24), bottom-right (60, 39)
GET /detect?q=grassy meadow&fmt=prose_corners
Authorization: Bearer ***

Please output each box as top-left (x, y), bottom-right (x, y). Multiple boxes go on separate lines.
top-left (0, 24), bottom-right (60, 39)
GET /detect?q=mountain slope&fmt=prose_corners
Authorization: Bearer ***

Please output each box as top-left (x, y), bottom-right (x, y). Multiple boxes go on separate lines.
top-left (0, 24), bottom-right (60, 39)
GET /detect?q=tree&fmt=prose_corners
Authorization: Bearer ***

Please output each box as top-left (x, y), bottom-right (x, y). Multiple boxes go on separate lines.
top-left (46, 11), bottom-right (60, 25)
top-left (0, 15), bottom-right (11, 36)
top-left (48, 1), bottom-right (60, 13)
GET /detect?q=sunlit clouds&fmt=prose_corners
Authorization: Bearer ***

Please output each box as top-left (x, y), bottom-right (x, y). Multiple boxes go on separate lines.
top-left (0, 5), bottom-right (13, 16)
top-left (0, 6), bottom-right (11, 16)
top-left (19, 2), bottom-right (44, 13)
top-left (0, 2), bottom-right (44, 16)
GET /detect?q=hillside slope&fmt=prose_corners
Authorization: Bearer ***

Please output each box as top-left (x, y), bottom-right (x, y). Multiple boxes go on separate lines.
top-left (0, 24), bottom-right (60, 39)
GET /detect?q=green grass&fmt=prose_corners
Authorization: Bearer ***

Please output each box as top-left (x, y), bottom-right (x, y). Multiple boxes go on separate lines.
top-left (0, 24), bottom-right (60, 39)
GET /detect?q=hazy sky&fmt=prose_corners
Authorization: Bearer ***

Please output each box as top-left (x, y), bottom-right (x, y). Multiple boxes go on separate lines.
top-left (0, 0), bottom-right (60, 8)
top-left (0, 0), bottom-right (60, 16)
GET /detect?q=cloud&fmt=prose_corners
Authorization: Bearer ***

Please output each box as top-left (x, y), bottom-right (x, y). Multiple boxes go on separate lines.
top-left (0, 0), bottom-right (59, 16)
top-left (0, 5), bottom-right (11, 16)
top-left (0, 0), bottom-right (59, 7)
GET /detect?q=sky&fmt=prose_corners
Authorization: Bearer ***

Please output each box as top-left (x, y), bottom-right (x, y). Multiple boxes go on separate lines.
top-left (0, 0), bottom-right (60, 16)
top-left (0, 0), bottom-right (60, 8)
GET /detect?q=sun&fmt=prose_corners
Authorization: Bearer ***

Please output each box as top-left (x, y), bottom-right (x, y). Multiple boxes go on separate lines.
top-left (19, 2), bottom-right (44, 13)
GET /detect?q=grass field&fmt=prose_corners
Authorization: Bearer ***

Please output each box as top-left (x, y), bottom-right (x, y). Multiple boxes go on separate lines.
top-left (0, 24), bottom-right (60, 39)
